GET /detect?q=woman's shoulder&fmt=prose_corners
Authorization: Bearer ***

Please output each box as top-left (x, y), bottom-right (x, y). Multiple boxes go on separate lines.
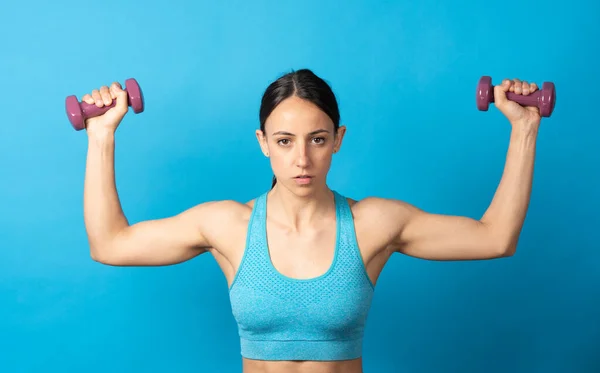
top-left (188, 197), bottom-right (256, 226)
top-left (338, 193), bottom-right (414, 258)
top-left (342, 193), bottom-right (414, 223)
top-left (216, 191), bottom-right (270, 221)
top-left (342, 193), bottom-right (395, 210)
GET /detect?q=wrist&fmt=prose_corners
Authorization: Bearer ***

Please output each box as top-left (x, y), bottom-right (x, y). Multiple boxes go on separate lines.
top-left (87, 129), bottom-right (115, 147)
top-left (510, 120), bottom-right (539, 138)
top-left (509, 124), bottom-right (538, 151)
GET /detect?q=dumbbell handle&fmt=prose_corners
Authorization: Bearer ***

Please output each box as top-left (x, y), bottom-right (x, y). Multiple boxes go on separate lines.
top-left (80, 98), bottom-right (123, 118)
top-left (495, 90), bottom-right (542, 108)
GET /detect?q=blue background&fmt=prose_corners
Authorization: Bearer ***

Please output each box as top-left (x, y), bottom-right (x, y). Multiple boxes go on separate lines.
top-left (1, 0), bottom-right (598, 372)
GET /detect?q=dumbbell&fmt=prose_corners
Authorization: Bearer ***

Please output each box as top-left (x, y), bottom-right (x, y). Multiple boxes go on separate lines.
top-left (65, 78), bottom-right (144, 131)
top-left (476, 76), bottom-right (556, 117)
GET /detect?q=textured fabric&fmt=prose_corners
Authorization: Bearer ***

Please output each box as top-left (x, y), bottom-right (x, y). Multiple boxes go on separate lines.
top-left (228, 190), bottom-right (375, 361)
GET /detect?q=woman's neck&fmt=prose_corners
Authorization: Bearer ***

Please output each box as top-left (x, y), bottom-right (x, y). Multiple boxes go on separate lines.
top-left (267, 184), bottom-right (335, 232)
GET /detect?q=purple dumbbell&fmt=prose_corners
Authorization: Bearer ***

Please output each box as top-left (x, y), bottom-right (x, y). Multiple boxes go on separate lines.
top-left (65, 78), bottom-right (145, 131)
top-left (476, 76), bottom-right (556, 117)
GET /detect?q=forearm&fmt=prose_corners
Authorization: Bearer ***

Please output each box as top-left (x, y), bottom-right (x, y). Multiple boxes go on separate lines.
top-left (481, 125), bottom-right (538, 253)
top-left (84, 132), bottom-right (129, 258)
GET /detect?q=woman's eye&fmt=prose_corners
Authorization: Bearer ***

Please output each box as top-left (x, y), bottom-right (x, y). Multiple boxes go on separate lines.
top-left (277, 137), bottom-right (325, 146)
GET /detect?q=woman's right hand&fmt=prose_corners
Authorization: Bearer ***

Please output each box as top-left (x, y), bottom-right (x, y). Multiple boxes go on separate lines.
top-left (81, 82), bottom-right (130, 136)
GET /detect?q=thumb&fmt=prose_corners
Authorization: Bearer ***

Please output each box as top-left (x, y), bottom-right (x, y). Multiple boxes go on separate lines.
top-left (110, 82), bottom-right (129, 114)
top-left (493, 79), bottom-right (511, 109)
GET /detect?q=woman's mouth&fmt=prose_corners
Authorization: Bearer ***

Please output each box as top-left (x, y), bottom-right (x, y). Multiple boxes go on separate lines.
top-left (294, 175), bottom-right (313, 185)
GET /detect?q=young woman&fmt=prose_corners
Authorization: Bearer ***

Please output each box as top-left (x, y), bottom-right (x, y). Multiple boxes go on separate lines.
top-left (81, 69), bottom-right (541, 373)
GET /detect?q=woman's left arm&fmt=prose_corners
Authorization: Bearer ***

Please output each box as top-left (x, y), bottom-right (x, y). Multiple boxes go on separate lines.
top-left (384, 78), bottom-right (543, 261)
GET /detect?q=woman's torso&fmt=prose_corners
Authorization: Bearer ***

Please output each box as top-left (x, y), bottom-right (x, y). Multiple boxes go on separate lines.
top-left (204, 192), bottom-right (395, 373)
top-left (242, 357), bottom-right (364, 373)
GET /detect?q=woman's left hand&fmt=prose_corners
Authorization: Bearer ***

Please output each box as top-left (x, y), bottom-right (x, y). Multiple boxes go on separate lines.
top-left (494, 78), bottom-right (542, 132)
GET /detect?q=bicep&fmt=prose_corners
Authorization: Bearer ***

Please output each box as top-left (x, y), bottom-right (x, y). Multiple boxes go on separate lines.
top-left (96, 201), bottom-right (231, 266)
top-left (395, 210), bottom-right (503, 260)
top-left (378, 200), bottom-right (507, 261)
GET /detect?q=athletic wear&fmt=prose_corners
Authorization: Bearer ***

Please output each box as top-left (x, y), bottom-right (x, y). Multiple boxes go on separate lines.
top-left (228, 190), bottom-right (375, 361)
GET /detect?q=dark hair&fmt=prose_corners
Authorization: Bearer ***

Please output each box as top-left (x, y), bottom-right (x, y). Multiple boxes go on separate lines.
top-left (259, 69), bottom-right (341, 188)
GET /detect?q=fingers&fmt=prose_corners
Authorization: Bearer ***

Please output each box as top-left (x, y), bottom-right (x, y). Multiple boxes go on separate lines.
top-left (494, 80), bottom-right (510, 105)
top-left (91, 89), bottom-right (102, 106)
top-left (529, 82), bottom-right (538, 92)
top-left (82, 82), bottom-right (124, 107)
top-left (82, 94), bottom-right (94, 105)
top-left (99, 86), bottom-right (112, 106)
top-left (109, 82), bottom-right (123, 99)
top-left (504, 78), bottom-right (538, 95)
top-left (109, 82), bottom-right (128, 112)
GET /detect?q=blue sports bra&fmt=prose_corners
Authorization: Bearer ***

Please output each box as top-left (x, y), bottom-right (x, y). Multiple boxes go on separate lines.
top-left (228, 190), bottom-right (375, 361)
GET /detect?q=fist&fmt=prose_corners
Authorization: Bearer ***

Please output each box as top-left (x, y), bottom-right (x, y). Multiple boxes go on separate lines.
top-left (494, 78), bottom-right (542, 130)
top-left (81, 82), bottom-right (129, 135)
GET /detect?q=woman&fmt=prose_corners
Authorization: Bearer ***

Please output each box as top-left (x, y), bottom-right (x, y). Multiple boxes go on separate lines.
top-left (81, 69), bottom-right (541, 373)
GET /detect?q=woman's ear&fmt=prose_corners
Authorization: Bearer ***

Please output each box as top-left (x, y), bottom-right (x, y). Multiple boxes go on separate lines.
top-left (255, 129), bottom-right (269, 157)
top-left (333, 125), bottom-right (347, 154)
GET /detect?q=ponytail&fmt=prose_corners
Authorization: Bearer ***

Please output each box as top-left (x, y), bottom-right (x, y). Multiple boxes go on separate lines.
top-left (271, 176), bottom-right (277, 189)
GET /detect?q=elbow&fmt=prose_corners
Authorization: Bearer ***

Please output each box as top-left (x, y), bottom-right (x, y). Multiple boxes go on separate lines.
top-left (88, 236), bottom-right (108, 263)
top-left (499, 245), bottom-right (516, 258)
top-left (90, 246), bottom-right (112, 264)
top-left (90, 252), bottom-right (126, 266)
top-left (496, 240), bottom-right (518, 258)
top-left (90, 248), bottom-right (108, 264)
top-left (89, 242), bottom-right (124, 266)
top-left (484, 225), bottom-right (519, 258)
top-left (87, 229), bottom-right (128, 265)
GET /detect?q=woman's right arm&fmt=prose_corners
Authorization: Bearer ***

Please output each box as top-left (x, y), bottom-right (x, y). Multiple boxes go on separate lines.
top-left (82, 82), bottom-right (231, 267)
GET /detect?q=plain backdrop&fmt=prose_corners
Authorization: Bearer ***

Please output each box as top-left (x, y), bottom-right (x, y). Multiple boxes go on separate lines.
top-left (1, 0), bottom-right (598, 372)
